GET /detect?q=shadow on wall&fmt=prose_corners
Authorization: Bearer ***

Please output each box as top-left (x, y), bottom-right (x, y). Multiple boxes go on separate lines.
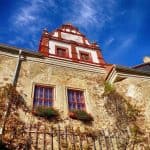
top-left (103, 82), bottom-right (148, 149)
top-left (0, 84), bottom-right (29, 149)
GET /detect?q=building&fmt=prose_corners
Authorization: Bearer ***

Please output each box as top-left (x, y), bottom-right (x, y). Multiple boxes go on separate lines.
top-left (0, 24), bottom-right (150, 149)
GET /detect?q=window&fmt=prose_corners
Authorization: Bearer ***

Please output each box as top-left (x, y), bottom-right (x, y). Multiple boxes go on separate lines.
top-left (33, 85), bottom-right (54, 108)
top-left (56, 46), bottom-right (68, 57)
top-left (79, 51), bottom-right (91, 62)
top-left (67, 89), bottom-right (85, 110)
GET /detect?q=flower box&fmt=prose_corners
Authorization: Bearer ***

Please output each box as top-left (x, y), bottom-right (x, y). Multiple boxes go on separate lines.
top-left (33, 106), bottom-right (59, 119)
top-left (69, 110), bottom-right (93, 122)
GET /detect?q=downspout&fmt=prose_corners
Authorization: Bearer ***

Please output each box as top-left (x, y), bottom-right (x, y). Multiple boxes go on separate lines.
top-left (12, 49), bottom-right (24, 86)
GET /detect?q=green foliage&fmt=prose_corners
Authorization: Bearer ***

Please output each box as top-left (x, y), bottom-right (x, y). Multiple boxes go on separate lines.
top-left (130, 125), bottom-right (140, 137)
top-left (104, 82), bottom-right (115, 94)
top-left (84, 145), bottom-right (92, 150)
top-left (69, 110), bottom-right (93, 122)
top-left (104, 90), bottom-right (143, 148)
top-left (126, 102), bottom-right (139, 121)
top-left (130, 124), bottom-right (145, 144)
top-left (34, 106), bottom-right (59, 119)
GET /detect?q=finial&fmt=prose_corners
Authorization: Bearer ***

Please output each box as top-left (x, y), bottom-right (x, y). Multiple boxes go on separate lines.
top-left (91, 41), bottom-right (100, 48)
top-left (43, 28), bottom-right (48, 34)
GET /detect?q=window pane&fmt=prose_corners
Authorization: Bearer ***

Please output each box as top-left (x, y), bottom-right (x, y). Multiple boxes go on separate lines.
top-left (39, 99), bottom-right (43, 106)
top-left (49, 88), bottom-right (53, 99)
top-left (45, 88), bottom-right (49, 99)
top-left (73, 91), bottom-right (76, 101)
top-left (67, 89), bottom-right (85, 110)
top-left (76, 92), bottom-right (80, 102)
top-left (49, 101), bottom-right (53, 107)
top-left (33, 85), bottom-right (54, 107)
top-left (80, 53), bottom-right (89, 61)
top-left (77, 104), bottom-right (81, 109)
top-left (44, 99), bottom-right (49, 106)
top-left (57, 48), bottom-right (66, 57)
top-left (34, 86), bottom-right (38, 98)
top-left (68, 90), bottom-right (73, 102)
top-left (33, 98), bottom-right (38, 106)
top-left (39, 87), bottom-right (43, 98)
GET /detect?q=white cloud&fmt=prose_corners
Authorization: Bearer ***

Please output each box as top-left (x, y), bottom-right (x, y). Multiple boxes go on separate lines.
top-left (105, 37), bottom-right (115, 46)
top-left (11, 0), bottom-right (117, 34)
top-left (65, 0), bottom-right (117, 30)
top-left (12, 0), bottom-right (56, 29)
top-left (107, 36), bottom-right (135, 60)
top-left (120, 37), bottom-right (134, 49)
top-left (8, 37), bottom-right (25, 45)
top-left (9, 0), bottom-right (117, 49)
top-left (10, 0), bottom-right (56, 49)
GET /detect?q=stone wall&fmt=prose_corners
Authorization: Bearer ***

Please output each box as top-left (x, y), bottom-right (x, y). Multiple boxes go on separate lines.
top-left (1, 52), bottom-right (150, 132)
top-left (0, 53), bottom-right (115, 132)
top-left (114, 78), bottom-right (150, 132)
top-left (0, 55), bottom-right (17, 86)
top-left (18, 59), bottom-right (116, 130)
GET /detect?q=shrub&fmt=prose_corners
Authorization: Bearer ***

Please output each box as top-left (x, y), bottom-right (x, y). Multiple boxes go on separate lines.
top-left (104, 82), bottom-right (115, 94)
top-left (34, 106), bottom-right (59, 119)
top-left (69, 110), bottom-right (93, 122)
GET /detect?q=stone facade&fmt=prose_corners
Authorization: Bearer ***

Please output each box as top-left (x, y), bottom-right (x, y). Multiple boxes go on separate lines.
top-left (0, 24), bottom-right (150, 149)
top-left (0, 55), bottom-right (17, 86)
top-left (0, 51), bottom-right (115, 131)
top-left (115, 78), bottom-right (150, 132)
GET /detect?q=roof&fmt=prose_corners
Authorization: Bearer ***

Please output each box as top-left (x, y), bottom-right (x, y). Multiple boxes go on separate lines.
top-left (0, 43), bottom-right (43, 57)
top-left (132, 63), bottom-right (150, 72)
top-left (116, 65), bottom-right (150, 76)
top-left (105, 64), bottom-right (150, 83)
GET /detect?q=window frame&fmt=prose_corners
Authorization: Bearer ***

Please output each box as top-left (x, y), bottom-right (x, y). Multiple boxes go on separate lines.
top-left (66, 88), bottom-right (86, 111)
top-left (55, 45), bottom-right (69, 58)
top-left (79, 51), bottom-right (92, 62)
top-left (32, 83), bottom-right (55, 108)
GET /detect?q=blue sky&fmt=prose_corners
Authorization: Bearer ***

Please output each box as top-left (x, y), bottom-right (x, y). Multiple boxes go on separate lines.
top-left (0, 0), bottom-right (150, 66)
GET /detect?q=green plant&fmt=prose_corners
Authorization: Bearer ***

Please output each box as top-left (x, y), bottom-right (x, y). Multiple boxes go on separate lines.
top-left (69, 110), bottom-right (93, 122)
top-left (126, 102), bottom-right (139, 121)
top-left (34, 106), bottom-right (59, 119)
top-left (84, 144), bottom-right (92, 150)
top-left (104, 82), bottom-right (115, 94)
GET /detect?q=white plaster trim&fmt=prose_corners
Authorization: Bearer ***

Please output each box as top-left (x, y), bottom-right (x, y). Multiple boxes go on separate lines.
top-left (0, 128), bottom-right (2, 134)
top-left (106, 67), bottom-right (150, 83)
top-left (49, 40), bottom-right (72, 58)
top-left (106, 68), bottom-right (117, 83)
top-left (106, 70), bottom-right (150, 83)
top-left (117, 73), bottom-right (150, 79)
top-left (53, 31), bottom-right (58, 37)
top-left (76, 46), bottom-right (99, 63)
top-left (27, 56), bottom-right (106, 73)
top-left (0, 51), bottom-right (106, 74)
top-left (61, 32), bottom-right (83, 43)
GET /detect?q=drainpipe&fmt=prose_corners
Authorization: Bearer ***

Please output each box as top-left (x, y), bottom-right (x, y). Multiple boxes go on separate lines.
top-left (12, 49), bottom-right (24, 86)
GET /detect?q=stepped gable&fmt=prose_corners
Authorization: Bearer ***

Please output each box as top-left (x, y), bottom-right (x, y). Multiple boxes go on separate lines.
top-left (38, 23), bottom-right (107, 67)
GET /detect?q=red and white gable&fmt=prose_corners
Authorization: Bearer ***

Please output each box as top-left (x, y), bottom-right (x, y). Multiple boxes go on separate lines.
top-left (39, 24), bottom-right (106, 66)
